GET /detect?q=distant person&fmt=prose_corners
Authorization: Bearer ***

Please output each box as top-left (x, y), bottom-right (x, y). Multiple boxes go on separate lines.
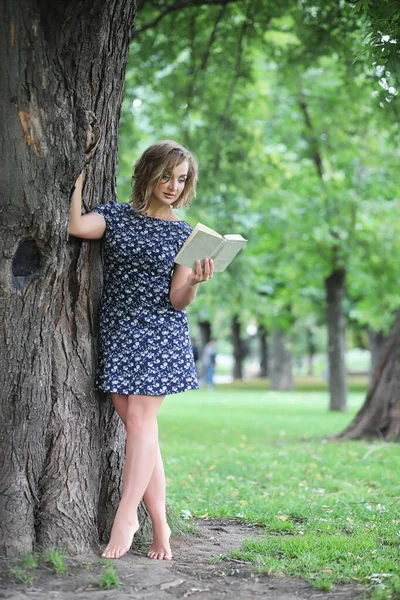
top-left (201, 339), bottom-right (217, 389)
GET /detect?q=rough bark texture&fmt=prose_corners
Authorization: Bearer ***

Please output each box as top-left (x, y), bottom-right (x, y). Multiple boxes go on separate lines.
top-left (269, 330), bottom-right (293, 391)
top-left (0, 0), bottom-right (137, 555)
top-left (259, 324), bottom-right (268, 378)
top-left (325, 269), bottom-right (347, 411)
top-left (232, 314), bottom-right (243, 380)
top-left (339, 313), bottom-right (400, 441)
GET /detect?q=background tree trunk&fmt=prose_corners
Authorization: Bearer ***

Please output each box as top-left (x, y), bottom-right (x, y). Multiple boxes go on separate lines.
top-left (325, 268), bottom-right (347, 411)
top-left (339, 313), bottom-right (400, 441)
top-left (232, 314), bottom-right (244, 380)
top-left (198, 320), bottom-right (212, 353)
top-left (306, 327), bottom-right (316, 376)
top-left (259, 324), bottom-right (268, 378)
top-left (269, 330), bottom-right (294, 391)
top-left (0, 0), bottom-right (137, 555)
top-left (368, 328), bottom-right (387, 379)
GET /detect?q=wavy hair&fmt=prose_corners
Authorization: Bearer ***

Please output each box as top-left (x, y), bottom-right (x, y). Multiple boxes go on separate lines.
top-left (131, 140), bottom-right (198, 213)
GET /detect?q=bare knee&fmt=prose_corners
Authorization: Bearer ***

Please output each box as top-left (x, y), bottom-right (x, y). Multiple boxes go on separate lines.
top-left (125, 397), bottom-right (161, 436)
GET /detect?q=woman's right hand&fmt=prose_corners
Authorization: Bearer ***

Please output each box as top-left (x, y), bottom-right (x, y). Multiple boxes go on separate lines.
top-left (69, 170), bottom-right (106, 239)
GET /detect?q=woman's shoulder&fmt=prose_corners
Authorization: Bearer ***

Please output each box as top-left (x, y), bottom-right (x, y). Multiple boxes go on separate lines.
top-left (92, 201), bottom-right (130, 220)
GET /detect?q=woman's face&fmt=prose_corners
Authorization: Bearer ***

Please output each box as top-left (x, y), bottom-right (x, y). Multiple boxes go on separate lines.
top-left (152, 160), bottom-right (189, 206)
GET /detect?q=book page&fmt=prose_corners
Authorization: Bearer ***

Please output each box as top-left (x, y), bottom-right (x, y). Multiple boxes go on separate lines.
top-left (213, 238), bottom-right (247, 272)
top-left (175, 230), bottom-right (225, 270)
top-left (197, 223), bottom-right (222, 238)
top-left (223, 234), bottom-right (247, 242)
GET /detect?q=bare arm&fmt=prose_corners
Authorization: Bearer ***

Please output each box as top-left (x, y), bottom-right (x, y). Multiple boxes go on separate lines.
top-left (170, 258), bottom-right (214, 312)
top-left (69, 172), bottom-right (106, 239)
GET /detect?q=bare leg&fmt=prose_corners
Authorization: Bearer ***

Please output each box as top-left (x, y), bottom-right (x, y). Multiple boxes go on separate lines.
top-left (143, 446), bottom-right (172, 560)
top-left (112, 395), bottom-right (172, 560)
top-left (102, 393), bottom-right (165, 559)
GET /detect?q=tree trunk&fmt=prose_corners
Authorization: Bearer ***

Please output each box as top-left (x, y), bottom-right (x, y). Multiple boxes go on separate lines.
top-left (339, 313), bottom-right (400, 441)
top-left (198, 320), bottom-right (211, 353)
top-left (0, 0), bottom-right (137, 555)
top-left (306, 327), bottom-right (316, 376)
top-left (368, 329), bottom-right (387, 378)
top-left (269, 330), bottom-right (294, 391)
top-left (232, 314), bottom-right (244, 380)
top-left (325, 269), bottom-right (347, 411)
top-left (259, 324), bottom-right (268, 378)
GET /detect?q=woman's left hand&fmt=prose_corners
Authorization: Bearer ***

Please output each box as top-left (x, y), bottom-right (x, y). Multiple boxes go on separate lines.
top-left (188, 258), bottom-right (214, 285)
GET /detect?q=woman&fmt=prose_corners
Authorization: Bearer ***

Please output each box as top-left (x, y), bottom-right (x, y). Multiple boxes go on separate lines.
top-left (69, 140), bottom-right (214, 560)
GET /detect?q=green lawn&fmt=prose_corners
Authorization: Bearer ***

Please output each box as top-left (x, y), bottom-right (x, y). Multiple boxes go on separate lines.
top-left (159, 389), bottom-right (400, 599)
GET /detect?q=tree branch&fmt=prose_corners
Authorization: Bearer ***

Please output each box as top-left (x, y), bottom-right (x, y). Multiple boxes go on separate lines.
top-left (133, 0), bottom-right (242, 37)
top-left (213, 4), bottom-right (251, 175)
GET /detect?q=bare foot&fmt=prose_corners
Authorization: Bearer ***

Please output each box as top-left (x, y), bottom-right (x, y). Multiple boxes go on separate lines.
top-left (102, 515), bottom-right (139, 559)
top-left (147, 522), bottom-right (172, 560)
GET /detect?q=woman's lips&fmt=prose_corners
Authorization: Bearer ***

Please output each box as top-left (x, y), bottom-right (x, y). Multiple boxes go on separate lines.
top-left (164, 193), bottom-right (175, 198)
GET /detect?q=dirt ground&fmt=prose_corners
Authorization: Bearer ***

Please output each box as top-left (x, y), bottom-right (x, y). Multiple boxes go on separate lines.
top-left (0, 519), bottom-right (365, 600)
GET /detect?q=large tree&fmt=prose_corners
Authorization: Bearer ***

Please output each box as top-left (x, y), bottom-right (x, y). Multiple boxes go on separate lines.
top-left (0, 0), bottom-right (137, 555)
top-left (339, 311), bottom-right (400, 441)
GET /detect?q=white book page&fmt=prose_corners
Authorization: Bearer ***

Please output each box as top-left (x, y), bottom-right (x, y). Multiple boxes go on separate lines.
top-left (213, 239), bottom-right (247, 272)
top-left (175, 230), bottom-right (224, 270)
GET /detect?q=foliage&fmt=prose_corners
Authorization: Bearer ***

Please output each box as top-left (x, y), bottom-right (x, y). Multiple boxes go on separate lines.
top-left (118, 0), bottom-right (400, 356)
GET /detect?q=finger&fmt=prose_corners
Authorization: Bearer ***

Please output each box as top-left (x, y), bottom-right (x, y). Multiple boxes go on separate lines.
top-left (195, 259), bottom-right (202, 278)
top-left (209, 258), bottom-right (214, 278)
top-left (203, 258), bottom-right (210, 280)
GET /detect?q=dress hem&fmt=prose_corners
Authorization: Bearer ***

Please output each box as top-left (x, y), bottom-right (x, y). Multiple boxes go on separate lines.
top-left (95, 384), bottom-right (199, 396)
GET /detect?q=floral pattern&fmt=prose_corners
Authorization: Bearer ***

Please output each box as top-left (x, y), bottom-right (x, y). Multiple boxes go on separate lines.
top-left (92, 202), bottom-right (198, 396)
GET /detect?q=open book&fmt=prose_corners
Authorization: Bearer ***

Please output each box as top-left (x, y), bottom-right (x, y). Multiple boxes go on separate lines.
top-left (174, 223), bottom-right (247, 272)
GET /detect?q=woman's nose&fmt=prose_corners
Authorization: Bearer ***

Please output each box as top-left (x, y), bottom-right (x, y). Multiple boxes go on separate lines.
top-left (168, 179), bottom-right (178, 190)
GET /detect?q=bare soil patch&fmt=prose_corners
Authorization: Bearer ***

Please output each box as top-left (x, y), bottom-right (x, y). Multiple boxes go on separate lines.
top-left (0, 519), bottom-right (365, 600)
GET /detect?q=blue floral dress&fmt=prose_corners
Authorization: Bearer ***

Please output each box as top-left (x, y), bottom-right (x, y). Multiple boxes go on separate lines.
top-left (92, 201), bottom-right (199, 396)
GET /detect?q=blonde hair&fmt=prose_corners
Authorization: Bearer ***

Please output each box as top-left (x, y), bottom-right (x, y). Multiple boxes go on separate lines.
top-left (131, 140), bottom-right (198, 213)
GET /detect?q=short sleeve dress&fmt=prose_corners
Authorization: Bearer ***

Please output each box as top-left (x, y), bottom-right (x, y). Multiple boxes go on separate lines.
top-left (92, 201), bottom-right (199, 396)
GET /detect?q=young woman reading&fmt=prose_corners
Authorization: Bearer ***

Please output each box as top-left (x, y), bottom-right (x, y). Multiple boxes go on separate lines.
top-left (69, 140), bottom-right (214, 560)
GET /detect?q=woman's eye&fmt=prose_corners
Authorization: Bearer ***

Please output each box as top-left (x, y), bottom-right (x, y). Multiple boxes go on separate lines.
top-left (161, 174), bottom-right (170, 182)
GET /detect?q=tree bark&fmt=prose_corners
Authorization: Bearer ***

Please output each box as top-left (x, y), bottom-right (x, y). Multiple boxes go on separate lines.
top-left (0, 0), bottom-right (136, 555)
top-left (269, 330), bottom-right (294, 391)
top-left (232, 314), bottom-right (243, 380)
top-left (339, 313), bottom-right (400, 441)
top-left (325, 269), bottom-right (347, 411)
top-left (368, 329), bottom-right (387, 378)
top-left (259, 324), bottom-right (268, 378)
top-left (198, 320), bottom-right (211, 352)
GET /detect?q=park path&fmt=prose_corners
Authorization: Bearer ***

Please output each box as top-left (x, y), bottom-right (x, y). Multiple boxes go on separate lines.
top-left (1, 519), bottom-right (364, 600)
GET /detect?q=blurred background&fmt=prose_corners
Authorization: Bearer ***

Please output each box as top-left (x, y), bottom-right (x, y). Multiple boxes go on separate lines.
top-left (117, 0), bottom-right (400, 401)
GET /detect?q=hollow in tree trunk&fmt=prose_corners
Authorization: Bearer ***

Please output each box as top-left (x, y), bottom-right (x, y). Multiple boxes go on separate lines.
top-left (269, 330), bottom-right (294, 391)
top-left (0, 0), bottom-right (137, 556)
top-left (325, 268), bottom-right (347, 411)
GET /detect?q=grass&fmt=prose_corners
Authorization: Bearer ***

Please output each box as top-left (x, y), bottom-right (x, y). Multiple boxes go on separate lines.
top-left (159, 388), bottom-right (400, 599)
top-left (218, 376), bottom-right (369, 393)
top-left (98, 559), bottom-right (120, 589)
top-left (43, 549), bottom-right (67, 575)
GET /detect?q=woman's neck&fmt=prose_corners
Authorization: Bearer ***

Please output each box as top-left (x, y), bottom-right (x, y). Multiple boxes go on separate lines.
top-left (145, 202), bottom-right (173, 219)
